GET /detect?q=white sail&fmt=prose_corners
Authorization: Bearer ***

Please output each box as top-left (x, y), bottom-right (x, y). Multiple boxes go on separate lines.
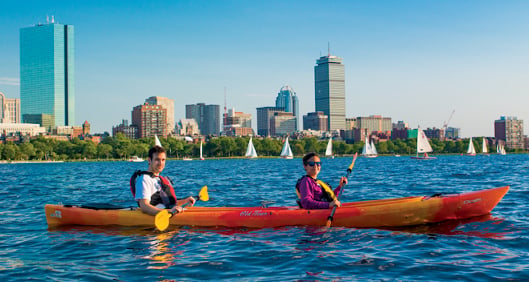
top-left (154, 135), bottom-right (162, 147)
top-left (325, 138), bottom-right (333, 157)
top-left (200, 141), bottom-right (204, 160)
top-left (496, 143), bottom-right (506, 155)
top-left (245, 137), bottom-right (258, 158)
top-left (362, 137), bottom-right (377, 157)
top-left (370, 140), bottom-right (378, 155)
top-left (361, 137), bottom-right (368, 155)
top-left (467, 137), bottom-right (476, 155)
top-left (482, 138), bottom-right (488, 154)
top-left (280, 137), bottom-right (293, 159)
top-left (416, 128), bottom-right (433, 153)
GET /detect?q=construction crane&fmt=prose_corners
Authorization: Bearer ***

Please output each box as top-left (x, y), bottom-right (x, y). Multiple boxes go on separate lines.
top-left (442, 110), bottom-right (455, 139)
top-left (443, 110), bottom-right (455, 130)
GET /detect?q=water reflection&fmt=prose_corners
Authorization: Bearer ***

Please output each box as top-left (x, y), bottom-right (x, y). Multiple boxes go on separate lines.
top-left (48, 226), bottom-right (183, 270)
top-left (144, 230), bottom-right (182, 270)
top-left (47, 213), bottom-right (510, 240)
top-left (380, 214), bottom-right (512, 239)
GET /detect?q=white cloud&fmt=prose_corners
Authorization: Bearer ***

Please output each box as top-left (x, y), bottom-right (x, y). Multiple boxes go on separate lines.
top-left (0, 77), bottom-right (20, 86)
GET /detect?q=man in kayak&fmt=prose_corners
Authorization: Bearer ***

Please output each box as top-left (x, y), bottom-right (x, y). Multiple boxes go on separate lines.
top-left (295, 152), bottom-right (347, 209)
top-left (133, 146), bottom-right (196, 216)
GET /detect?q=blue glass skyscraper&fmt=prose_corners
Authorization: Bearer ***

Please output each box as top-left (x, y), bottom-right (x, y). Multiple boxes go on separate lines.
top-left (20, 19), bottom-right (75, 127)
top-left (275, 86), bottom-right (299, 130)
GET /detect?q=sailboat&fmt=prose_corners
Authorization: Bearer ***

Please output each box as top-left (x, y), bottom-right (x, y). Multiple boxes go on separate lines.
top-left (411, 128), bottom-right (436, 160)
top-left (245, 137), bottom-right (258, 158)
top-left (280, 137), bottom-right (294, 159)
top-left (500, 144), bottom-right (506, 155)
top-left (154, 135), bottom-right (162, 147)
top-left (482, 138), bottom-right (489, 156)
top-left (200, 141), bottom-right (205, 160)
top-left (362, 137), bottom-right (378, 158)
top-left (466, 137), bottom-right (476, 156)
top-left (325, 138), bottom-right (334, 158)
top-left (497, 143), bottom-right (506, 155)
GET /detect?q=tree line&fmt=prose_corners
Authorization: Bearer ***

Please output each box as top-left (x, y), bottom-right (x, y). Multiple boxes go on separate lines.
top-left (0, 133), bottom-right (520, 161)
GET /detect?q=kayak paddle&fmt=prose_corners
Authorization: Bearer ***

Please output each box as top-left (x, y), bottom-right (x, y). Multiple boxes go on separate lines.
top-left (325, 153), bottom-right (358, 227)
top-left (155, 185), bottom-right (209, 231)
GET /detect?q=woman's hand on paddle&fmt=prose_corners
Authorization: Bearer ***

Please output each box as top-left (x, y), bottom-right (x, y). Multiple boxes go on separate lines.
top-left (330, 199), bottom-right (341, 208)
top-left (339, 177), bottom-right (348, 187)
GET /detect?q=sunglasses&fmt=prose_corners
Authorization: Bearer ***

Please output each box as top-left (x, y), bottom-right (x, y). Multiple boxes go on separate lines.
top-left (305, 161), bottom-right (322, 167)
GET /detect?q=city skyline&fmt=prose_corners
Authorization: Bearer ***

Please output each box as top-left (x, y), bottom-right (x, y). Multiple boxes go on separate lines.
top-left (1, 1), bottom-right (528, 137)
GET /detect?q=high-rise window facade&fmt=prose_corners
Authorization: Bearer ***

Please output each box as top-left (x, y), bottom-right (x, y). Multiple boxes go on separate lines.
top-left (495, 116), bottom-right (524, 149)
top-left (275, 86), bottom-right (299, 130)
top-left (20, 20), bottom-right (75, 127)
top-left (256, 106), bottom-right (283, 137)
top-left (356, 115), bottom-right (392, 135)
top-left (145, 96), bottom-right (175, 134)
top-left (0, 92), bottom-right (21, 123)
top-left (314, 55), bottom-right (345, 131)
top-left (185, 103), bottom-right (220, 136)
top-left (270, 112), bottom-right (296, 136)
top-left (132, 103), bottom-right (167, 138)
top-left (303, 111), bottom-right (328, 132)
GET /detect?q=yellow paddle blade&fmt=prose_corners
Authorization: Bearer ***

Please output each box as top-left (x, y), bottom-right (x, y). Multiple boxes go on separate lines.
top-left (154, 209), bottom-right (171, 231)
top-left (198, 185), bottom-right (209, 202)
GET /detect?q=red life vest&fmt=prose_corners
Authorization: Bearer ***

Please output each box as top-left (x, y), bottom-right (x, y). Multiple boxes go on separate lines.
top-left (130, 170), bottom-right (177, 207)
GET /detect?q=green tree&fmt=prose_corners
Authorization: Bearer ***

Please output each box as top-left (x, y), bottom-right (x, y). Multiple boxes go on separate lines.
top-left (205, 139), bottom-right (221, 157)
top-left (82, 141), bottom-right (98, 159)
top-left (376, 141), bottom-right (388, 154)
top-left (291, 141), bottom-right (303, 156)
top-left (219, 137), bottom-right (237, 157)
top-left (97, 143), bottom-right (113, 159)
top-left (2, 144), bottom-right (17, 160)
top-left (19, 142), bottom-right (36, 160)
top-left (304, 138), bottom-right (319, 153)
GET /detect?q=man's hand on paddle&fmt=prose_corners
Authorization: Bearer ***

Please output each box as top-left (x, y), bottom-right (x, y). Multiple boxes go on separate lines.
top-left (185, 196), bottom-right (196, 207)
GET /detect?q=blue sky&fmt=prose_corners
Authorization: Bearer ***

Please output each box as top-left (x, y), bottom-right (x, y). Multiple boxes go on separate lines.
top-left (1, 0), bottom-right (528, 137)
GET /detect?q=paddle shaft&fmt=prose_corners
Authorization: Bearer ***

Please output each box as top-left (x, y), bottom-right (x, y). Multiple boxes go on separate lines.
top-left (326, 153), bottom-right (358, 227)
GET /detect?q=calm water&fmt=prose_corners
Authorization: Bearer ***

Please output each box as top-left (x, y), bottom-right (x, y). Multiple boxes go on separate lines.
top-left (1, 155), bottom-right (528, 281)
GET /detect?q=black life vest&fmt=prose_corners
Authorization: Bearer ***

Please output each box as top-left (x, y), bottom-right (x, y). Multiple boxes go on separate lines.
top-left (295, 175), bottom-right (337, 204)
top-left (130, 170), bottom-right (177, 208)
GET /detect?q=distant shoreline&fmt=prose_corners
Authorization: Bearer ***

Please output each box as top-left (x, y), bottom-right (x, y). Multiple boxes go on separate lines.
top-left (2, 152), bottom-right (526, 164)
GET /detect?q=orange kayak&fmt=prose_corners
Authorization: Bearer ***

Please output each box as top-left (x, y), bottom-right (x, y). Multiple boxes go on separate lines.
top-left (45, 186), bottom-right (509, 228)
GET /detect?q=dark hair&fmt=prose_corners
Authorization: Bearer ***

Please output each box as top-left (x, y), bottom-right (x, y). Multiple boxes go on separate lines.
top-left (303, 152), bottom-right (318, 165)
top-left (148, 146), bottom-right (166, 160)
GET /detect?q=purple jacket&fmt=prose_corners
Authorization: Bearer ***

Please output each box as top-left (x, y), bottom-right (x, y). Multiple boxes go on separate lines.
top-left (297, 176), bottom-right (341, 209)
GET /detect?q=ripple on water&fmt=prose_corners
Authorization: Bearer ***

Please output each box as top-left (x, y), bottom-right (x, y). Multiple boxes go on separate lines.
top-left (0, 155), bottom-right (528, 280)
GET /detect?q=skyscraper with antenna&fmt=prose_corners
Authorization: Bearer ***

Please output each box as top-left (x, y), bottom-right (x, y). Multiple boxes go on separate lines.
top-left (314, 45), bottom-right (345, 131)
top-left (20, 17), bottom-right (75, 128)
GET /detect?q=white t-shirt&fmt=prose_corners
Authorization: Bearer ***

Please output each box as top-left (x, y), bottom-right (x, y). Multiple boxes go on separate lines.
top-left (135, 174), bottom-right (166, 209)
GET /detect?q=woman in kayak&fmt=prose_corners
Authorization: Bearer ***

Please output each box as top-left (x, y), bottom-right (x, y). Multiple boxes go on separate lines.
top-left (296, 152), bottom-right (347, 209)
